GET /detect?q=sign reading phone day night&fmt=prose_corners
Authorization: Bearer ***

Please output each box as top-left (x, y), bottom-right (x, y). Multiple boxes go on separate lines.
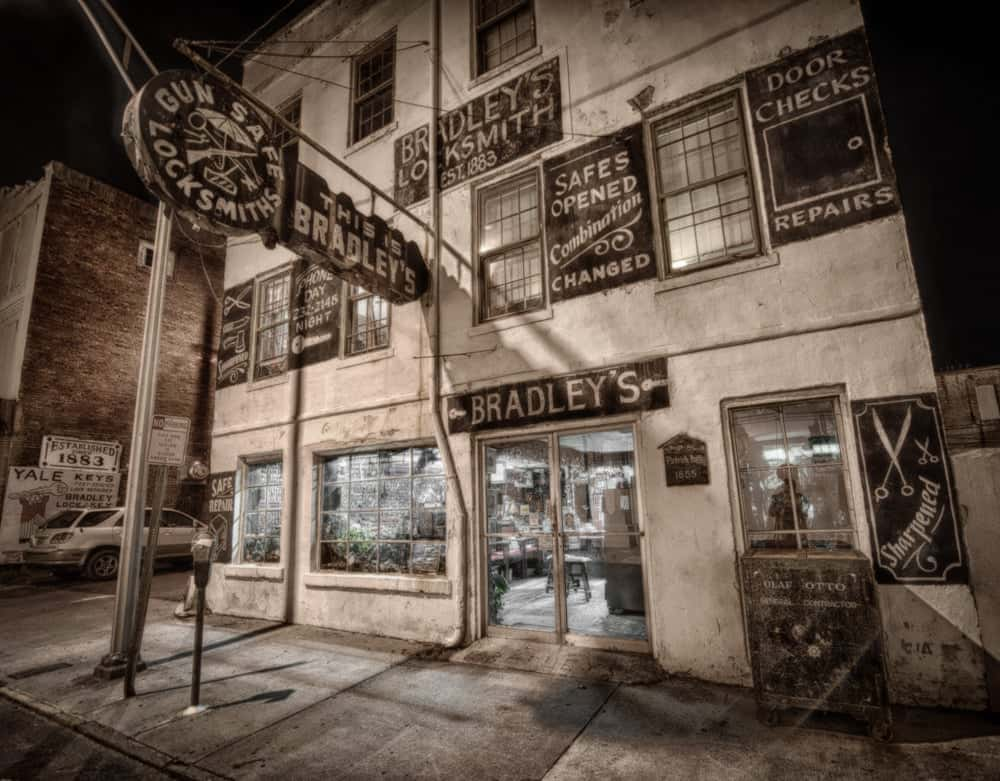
top-left (123, 70), bottom-right (428, 303)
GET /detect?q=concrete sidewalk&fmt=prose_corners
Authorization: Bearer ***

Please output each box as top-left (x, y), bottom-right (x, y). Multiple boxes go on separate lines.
top-left (2, 574), bottom-right (1000, 779)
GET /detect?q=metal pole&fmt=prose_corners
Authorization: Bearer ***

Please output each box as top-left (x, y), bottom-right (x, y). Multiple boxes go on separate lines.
top-left (191, 586), bottom-right (205, 708)
top-left (97, 204), bottom-right (173, 677)
top-left (124, 464), bottom-right (168, 696)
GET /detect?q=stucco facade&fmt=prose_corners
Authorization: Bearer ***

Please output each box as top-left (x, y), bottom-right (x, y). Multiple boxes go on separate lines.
top-left (205, 0), bottom-right (989, 709)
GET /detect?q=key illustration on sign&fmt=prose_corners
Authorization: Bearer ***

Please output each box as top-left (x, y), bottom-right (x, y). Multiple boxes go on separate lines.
top-left (10, 483), bottom-right (69, 540)
top-left (852, 394), bottom-right (965, 584)
top-left (183, 109), bottom-right (265, 197)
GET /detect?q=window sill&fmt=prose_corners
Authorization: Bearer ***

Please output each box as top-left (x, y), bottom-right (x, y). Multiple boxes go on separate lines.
top-left (336, 346), bottom-right (395, 370)
top-left (468, 45), bottom-right (544, 91)
top-left (222, 564), bottom-right (285, 582)
top-left (468, 307), bottom-right (553, 337)
top-left (304, 571), bottom-right (451, 596)
top-left (344, 121), bottom-right (399, 157)
top-left (246, 371), bottom-right (290, 392)
top-left (654, 253), bottom-right (779, 294)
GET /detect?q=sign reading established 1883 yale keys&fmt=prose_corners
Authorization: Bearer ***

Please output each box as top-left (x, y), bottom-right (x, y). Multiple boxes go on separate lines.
top-left (447, 359), bottom-right (668, 434)
top-left (122, 70), bottom-right (282, 236)
top-left (395, 57), bottom-right (563, 205)
top-left (543, 124), bottom-right (657, 302)
top-left (745, 29), bottom-right (900, 246)
top-left (852, 394), bottom-right (966, 584)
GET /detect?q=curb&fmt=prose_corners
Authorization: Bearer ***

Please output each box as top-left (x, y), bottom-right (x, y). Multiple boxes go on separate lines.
top-left (0, 683), bottom-right (229, 781)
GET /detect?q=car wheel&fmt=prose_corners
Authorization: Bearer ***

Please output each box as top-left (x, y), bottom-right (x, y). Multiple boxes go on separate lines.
top-left (85, 549), bottom-right (120, 581)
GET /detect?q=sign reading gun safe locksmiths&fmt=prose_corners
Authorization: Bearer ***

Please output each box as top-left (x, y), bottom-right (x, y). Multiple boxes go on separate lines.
top-left (745, 29), bottom-right (900, 246)
top-left (39, 436), bottom-right (121, 474)
top-left (122, 70), bottom-right (282, 236)
top-left (543, 124), bottom-right (656, 302)
top-left (447, 359), bottom-right (668, 434)
top-left (394, 58), bottom-right (563, 205)
top-left (852, 394), bottom-right (966, 585)
top-left (148, 415), bottom-right (191, 467)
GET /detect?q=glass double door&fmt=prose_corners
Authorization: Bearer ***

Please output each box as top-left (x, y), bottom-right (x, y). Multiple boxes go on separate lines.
top-left (483, 426), bottom-right (648, 645)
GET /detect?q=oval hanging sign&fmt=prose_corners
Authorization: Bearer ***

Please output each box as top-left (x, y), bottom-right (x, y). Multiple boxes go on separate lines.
top-left (123, 70), bottom-right (282, 236)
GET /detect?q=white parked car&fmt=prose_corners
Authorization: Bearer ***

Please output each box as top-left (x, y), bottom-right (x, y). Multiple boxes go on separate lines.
top-left (25, 507), bottom-right (205, 580)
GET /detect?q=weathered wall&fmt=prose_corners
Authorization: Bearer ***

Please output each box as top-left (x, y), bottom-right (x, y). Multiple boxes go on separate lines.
top-left (4, 163), bottom-right (224, 525)
top-left (208, 0), bottom-right (987, 706)
top-left (937, 366), bottom-right (1000, 450)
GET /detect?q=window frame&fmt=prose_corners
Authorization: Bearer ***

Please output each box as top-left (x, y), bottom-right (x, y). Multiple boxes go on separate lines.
top-left (350, 30), bottom-right (396, 145)
top-left (723, 390), bottom-right (862, 554)
top-left (344, 282), bottom-right (391, 356)
top-left (313, 443), bottom-right (448, 577)
top-left (234, 455), bottom-right (284, 565)
top-left (649, 89), bottom-right (762, 277)
top-left (136, 239), bottom-right (175, 278)
top-left (473, 0), bottom-right (537, 77)
top-left (474, 168), bottom-right (546, 324)
top-left (274, 93), bottom-right (302, 154)
top-left (250, 266), bottom-right (292, 382)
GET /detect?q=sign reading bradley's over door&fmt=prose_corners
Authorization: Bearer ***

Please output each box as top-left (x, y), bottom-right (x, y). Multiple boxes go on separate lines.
top-left (217, 280), bottom-right (253, 389)
top-left (660, 434), bottom-right (709, 486)
top-left (852, 394), bottom-right (966, 584)
top-left (746, 29), bottom-right (899, 246)
top-left (394, 57), bottom-right (563, 204)
top-left (543, 124), bottom-right (656, 302)
top-left (447, 358), bottom-right (668, 434)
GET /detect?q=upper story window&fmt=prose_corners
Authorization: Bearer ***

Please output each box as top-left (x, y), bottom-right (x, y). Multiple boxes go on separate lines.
top-left (475, 0), bottom-right (536, 75)
top-left (478, 171), bottom-right (543, 321)
top-left (345, 284), bottom-right (390, 355)
top-left (729, 397), bottom-right (854, 551)
top-left (274, 94), bottom-right (302, 155)
top-left (136, 239), bottom-right (175, 278)
top-left (253, 269), bottom-right (291, 381)
top-left (975, 384), bottom-right (1000, 422)
top-left (352, 32), bottom-right (395, 144)
top-left (653, 94), bottom-right (758, 273)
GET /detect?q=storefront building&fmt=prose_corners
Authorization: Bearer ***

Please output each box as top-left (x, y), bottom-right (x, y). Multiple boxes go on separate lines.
top-left (205, 0), bottom-right (993, 710)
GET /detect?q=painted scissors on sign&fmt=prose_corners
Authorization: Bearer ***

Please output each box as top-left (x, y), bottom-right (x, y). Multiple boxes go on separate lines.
top-left (873, 406), bottom-right (913, 502)
top-left (916, 437), bottom-right (940, 465)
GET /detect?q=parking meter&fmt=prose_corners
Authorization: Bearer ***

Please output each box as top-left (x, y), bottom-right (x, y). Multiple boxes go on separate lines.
top-left (191, 531), bottom-right (215, 588)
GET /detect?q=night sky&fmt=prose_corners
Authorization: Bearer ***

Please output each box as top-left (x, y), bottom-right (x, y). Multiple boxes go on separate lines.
top-left (1, 1), bottom-right (996, 370)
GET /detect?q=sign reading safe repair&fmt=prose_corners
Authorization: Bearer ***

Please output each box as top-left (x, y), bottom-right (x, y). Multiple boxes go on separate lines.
top-left (746, 29), bottom-right (899, 245)
top-left (852, 394), bottom-right (966, 584)
top-left (447, 359), bottom-right (668, 434)
top-left (543, 124), bottom-right (656, 302)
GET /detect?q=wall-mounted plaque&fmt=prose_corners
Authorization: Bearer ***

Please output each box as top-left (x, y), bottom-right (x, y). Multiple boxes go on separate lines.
top-left (746, 28), bottom-right (900, 246)
top-left (542, 124), bottom-right (657, 303)
top-left (852, 394), bottom-right (966, 584)
top-left (217, 280), bottom-right (253, 389)
top-left (447, 358), bottom-right (668, 434)
top-left (660, 434), bottom-right (709, 486)
top-left (394, 57), bottom-right (563, 204)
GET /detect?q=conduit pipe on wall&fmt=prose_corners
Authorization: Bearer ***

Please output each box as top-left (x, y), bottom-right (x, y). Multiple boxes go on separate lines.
top-left (428, 0), bottom-right (470, 649)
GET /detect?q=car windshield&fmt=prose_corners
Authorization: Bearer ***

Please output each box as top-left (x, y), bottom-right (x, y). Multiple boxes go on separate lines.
top-left (77, 510), bottom-right (119, 528)
top-left (40, 510), bottom-right (83, 529)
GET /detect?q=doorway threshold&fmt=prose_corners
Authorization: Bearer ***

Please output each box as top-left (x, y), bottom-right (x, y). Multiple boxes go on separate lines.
top-left (450, 637), bottom-right (664, 684)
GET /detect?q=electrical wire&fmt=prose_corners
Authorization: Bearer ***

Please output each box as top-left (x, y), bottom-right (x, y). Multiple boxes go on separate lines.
top-left (215, 0), bottom-right (300, 69)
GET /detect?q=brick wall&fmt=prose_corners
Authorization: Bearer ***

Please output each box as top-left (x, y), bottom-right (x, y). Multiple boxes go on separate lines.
top-left (5, 162), bottom-right (225, 515)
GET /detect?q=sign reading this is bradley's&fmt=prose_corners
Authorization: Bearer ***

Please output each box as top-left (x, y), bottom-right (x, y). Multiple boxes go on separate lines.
top-left (852, 394), bottom-right (966, 584)
top-left (395, 57), bottom-right (563, 204)
top-left (278, 153), bottom-right (428, 303)
top-left (746, 29), bottom-right (899, 245)
top-left (447, 359), bottom-right (668, 434)
top-left (543, 124), bottom-right (656, 302)
top-left (122, 70), bottom-right (282, 236)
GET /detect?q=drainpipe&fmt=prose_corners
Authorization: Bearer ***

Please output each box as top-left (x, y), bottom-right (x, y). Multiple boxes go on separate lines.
top-left (428, 0), bottom-right (469, 648)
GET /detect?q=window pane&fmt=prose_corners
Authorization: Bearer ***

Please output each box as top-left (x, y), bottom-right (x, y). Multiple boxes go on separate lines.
top-left (414, 477), bottom-right (446, 509)
top-left (321, 512), bottom-right (348, 540)
top-left (411, 542), bottom-right (445, 575)
top-left (323, 483), bottom-right (345, 512)
top-left (380, 478), bottom-right (411, 508)
top-left (350, 512), bottom-right (378, 540)
top-left (320, 542), bottom-right (348, 570)
top-left (732, 406), bottom-right (784, 469)
top-left (350, 481), bottom-right (378, 510)
top-left (413, 447), bottom-right (443, 475)
top-left (349, 540), bottom-right (377, 572)
top-left (378, 543), bottom-right (410, 573)
top-left (379, 510), bottom-right (411, 540)
top-left (414, 509), bottom-right (446, 540)
top-left (323, 456), bottom-right (349, 483)
top-left (794, 465), bottom-right (851, 531)
top-left (351, 453), bottom-right (379, 480)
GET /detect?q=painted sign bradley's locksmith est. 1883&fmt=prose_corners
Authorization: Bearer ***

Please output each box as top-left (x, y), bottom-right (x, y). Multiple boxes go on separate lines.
top-left (395, 58), bottom-right (563, 204)
top-left (543, 124), bottom-right (656, 302)
top-left (746, 29), bottom-right (899, 245)
top-left (122, 70), bottom-right (282, 236)
top-left (852, 394), bottom-right (966, 584)
top-left (447, 359), bottom-right (668, 434)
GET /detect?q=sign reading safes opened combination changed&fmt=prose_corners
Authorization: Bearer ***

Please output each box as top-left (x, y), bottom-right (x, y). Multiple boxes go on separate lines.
top-left (543, 124), bottom-right (656, 302)
top-left (746, 29), bottom-right (900, 245)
